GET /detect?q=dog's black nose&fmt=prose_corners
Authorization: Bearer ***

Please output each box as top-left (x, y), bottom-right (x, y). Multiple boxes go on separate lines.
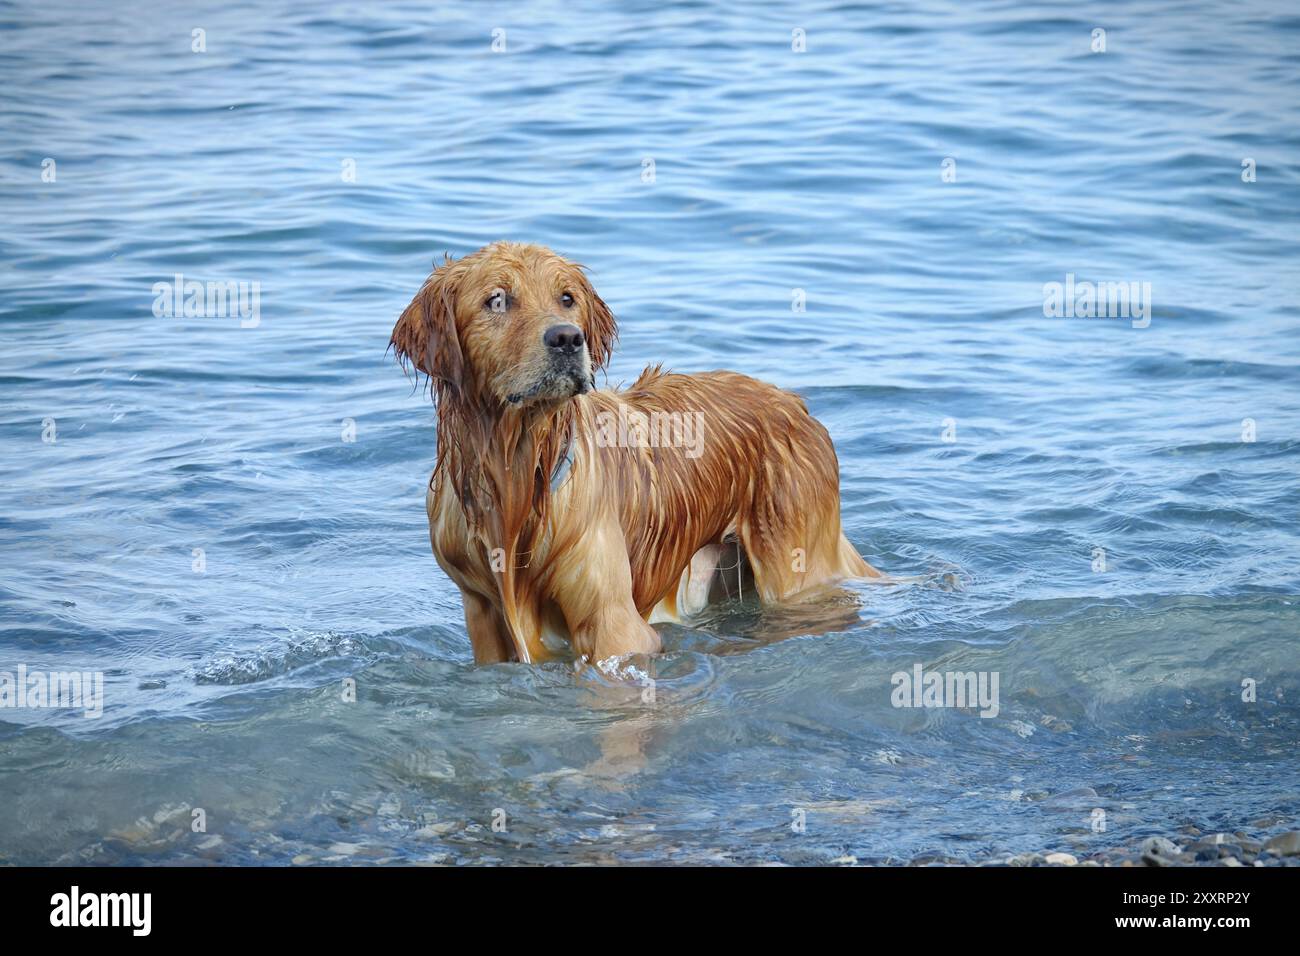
top-left (543, 323), bottom-right (585, 353)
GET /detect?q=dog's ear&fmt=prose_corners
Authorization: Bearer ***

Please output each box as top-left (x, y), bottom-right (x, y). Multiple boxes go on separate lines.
top-left (390, 258), bottom-right (465, 394)
top-left (577, 269), bottom-right (618, 370)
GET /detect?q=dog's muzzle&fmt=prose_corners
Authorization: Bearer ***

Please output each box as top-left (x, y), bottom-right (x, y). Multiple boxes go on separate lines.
top-left (544, 323), bottom-right (590, 392)
top-left (506, 324), bottom-right (592, 405)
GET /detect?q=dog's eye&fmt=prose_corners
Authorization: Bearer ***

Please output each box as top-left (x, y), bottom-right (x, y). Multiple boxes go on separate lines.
top-left (559, 292), bottom-right (575, 308)
top-left (485, 290), bottom-right (509, 313)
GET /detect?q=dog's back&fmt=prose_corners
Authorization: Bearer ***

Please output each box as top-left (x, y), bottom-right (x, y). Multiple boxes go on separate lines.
top-left (574, 368), bottom-right (879, 619)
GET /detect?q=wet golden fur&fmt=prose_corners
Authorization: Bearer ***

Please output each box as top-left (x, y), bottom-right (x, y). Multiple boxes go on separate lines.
top-left (390, 242), bottom-right (881, 664)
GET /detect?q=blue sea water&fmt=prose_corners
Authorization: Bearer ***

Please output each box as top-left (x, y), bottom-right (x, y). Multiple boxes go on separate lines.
top-left (0, 0), bottom-right (1298, 865)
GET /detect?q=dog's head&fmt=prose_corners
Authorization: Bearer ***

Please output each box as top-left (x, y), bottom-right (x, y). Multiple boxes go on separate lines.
top-left (390, 242), bottom-right (617, 409)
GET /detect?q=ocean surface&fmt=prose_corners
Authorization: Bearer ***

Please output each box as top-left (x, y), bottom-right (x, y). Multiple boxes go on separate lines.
top-left (1, 0), bottom-right (1298, 865)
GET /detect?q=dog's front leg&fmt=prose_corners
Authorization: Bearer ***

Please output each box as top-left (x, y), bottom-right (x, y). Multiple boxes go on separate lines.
top-left (576, 600), bottom-right (661, 663)
top-left (461, 589), bottom-right (514, 664)
top-left (552, 520), bottom-right (661, 663)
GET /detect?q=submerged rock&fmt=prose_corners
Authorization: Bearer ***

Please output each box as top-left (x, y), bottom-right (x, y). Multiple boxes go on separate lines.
top-left (1264, 831), bottom-right (1300, 856)
top-left (1139, 836), bottom-right (1180, 858)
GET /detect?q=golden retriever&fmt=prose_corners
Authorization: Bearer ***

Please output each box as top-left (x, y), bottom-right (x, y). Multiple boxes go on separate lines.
top-left (390, 242), bottom-right (883, 664)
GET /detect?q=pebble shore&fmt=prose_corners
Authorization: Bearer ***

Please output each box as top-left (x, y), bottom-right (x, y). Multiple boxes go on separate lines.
top-left (957, 827), bottom-right (1300, 867)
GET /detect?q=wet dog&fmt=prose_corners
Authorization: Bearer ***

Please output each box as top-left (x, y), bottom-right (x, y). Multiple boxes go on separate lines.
top-left (390, 242), bottom-right (882, 663)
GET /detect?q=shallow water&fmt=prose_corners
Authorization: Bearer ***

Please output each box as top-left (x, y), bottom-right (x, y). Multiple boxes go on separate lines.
top-left (1, 0), bottom-right (1298, 864)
